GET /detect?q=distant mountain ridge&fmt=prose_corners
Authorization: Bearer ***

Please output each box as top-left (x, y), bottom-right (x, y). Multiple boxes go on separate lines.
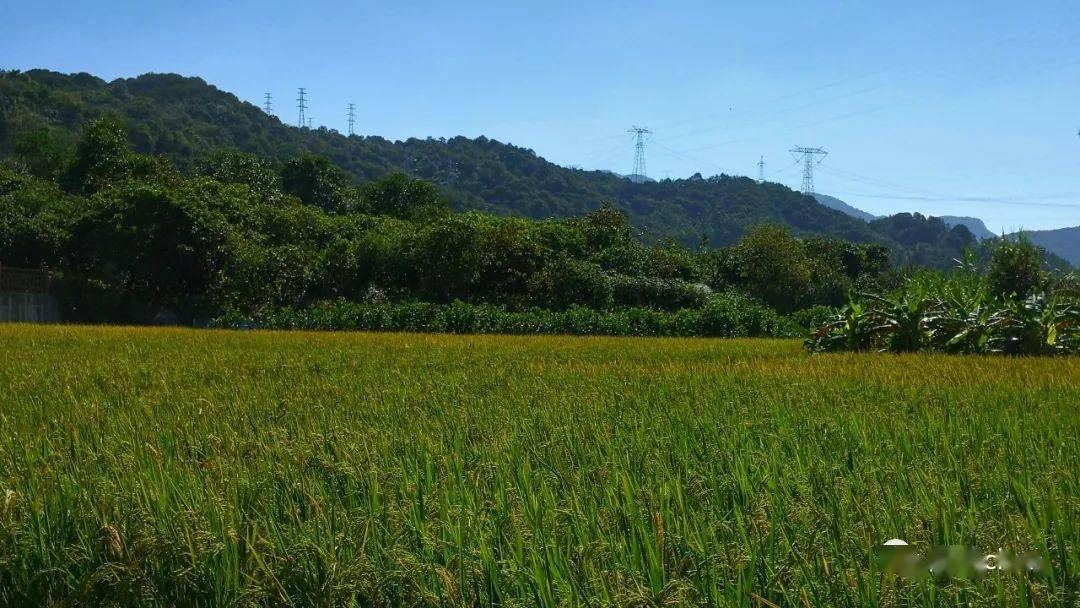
top-left (932, 218), bottom-right (1079, 266)
top-left (0, 69), bottom-right (989, 268)
top-left (937, 216), bottom-right (996, 240)
top-left (1014, 227), bottom-right (1080, 266)
top-left (813, 193), bottom-right (878, 222)
top-left (813, 193), bottom-right (1075, 267)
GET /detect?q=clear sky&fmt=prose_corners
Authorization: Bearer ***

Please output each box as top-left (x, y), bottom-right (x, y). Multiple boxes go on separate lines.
top-left (3, 0), bottom-right (1080, 230)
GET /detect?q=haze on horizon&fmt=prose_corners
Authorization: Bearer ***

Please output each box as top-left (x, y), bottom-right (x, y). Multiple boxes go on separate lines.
top-left (3, 0), bottom-right (1079, 231)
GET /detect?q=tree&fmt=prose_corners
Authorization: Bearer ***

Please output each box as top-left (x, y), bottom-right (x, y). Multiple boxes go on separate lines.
top-left (360, 172), bottom-right (449, 220)
top-left (61, 117), bottom-right (164, 195)
top-left (574, 202), bottom-right (634, 251)
top-left (65, 180), bottom-right (238, 321)
top-left (281, 154), bottom-right (360, 213)
top-left (0, 168), bottom-right (73, 268)
top-left (988, 236), bottom-right (1045, 300)
top-left (196, 150), bottom-right (279, 200)
top-left (13, 127), bottom-right (70, 179)
top-left (731, 224), bottom-right (812, 312)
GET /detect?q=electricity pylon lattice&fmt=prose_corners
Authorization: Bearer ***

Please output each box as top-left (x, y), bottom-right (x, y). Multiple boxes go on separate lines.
top-left (296, 87), bottom-right (308, 127)
top-left (789, 146), bottom-right (828, 195)
top-left (346, 103), bottom-right (356, 136)
top-left (627, 126), bottom-right (652, 183)
top-left (757, 155), bottom-right (765, 183)
top-left (263, 93), bottom-right (273, 115)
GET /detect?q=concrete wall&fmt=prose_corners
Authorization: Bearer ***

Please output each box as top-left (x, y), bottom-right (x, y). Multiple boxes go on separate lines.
top-left (0, 292), bottom-right (60, 323)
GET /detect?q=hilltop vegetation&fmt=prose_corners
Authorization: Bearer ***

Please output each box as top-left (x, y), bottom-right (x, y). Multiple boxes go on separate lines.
top-left (0, 69), bottom-right (983, 267)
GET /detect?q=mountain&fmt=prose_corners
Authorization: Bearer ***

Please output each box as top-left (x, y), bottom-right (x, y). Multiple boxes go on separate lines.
top-left (1013, 227), bottom-right (1080, 266)
top-left (938, 216), bottom-right (995, 240)
top-left (0, 69), bottom-right (976, 267)
top-left (813, 193), bottom-right (878, 222)
top-left (937, 217), bottom-right (1077, 266)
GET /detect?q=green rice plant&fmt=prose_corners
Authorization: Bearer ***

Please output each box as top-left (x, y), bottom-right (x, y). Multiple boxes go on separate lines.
top-left (0, 325), bottom-right (1076, 606)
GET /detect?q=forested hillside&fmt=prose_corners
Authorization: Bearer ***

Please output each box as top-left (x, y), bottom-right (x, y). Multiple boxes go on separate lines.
top-left (0, 69), bottom-right (983, 267)
top-left (2, 116), bottom-right (902, 328)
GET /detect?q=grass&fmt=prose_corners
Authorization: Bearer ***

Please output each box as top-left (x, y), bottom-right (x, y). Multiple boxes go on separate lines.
top-left (0, 325), bottom-right (1077, 607)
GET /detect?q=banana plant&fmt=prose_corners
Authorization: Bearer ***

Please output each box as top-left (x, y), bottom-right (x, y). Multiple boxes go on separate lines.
top-left (925, 288), bottom-right (997, 354)
top-left (862, 291), bottom-right (935, 353)
top-left (806, 299), bottom-right (875, 352)
top-left (805, 268), bottom-right (1077, 356)
top-left (990, 293), bottom-right (1078, 355)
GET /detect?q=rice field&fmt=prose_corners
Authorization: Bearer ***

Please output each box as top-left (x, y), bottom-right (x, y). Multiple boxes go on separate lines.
top-left (0, 325), bottom-right (1077, 607)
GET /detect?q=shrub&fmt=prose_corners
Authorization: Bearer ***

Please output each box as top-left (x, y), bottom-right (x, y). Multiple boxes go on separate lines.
top-left (216, 296), bottom-right (796, 339)
top-left (789, 305), bottom-right (836, 334)
top-left (611, 274), bottom-right (710, 310)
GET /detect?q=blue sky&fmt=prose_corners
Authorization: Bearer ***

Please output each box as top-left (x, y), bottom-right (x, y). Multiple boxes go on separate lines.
top-left (3, 0), bottom-right (1079, 230)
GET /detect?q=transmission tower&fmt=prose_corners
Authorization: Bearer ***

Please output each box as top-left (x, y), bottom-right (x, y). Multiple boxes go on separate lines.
top-left (346, 103), bottom-right (356, 136)
top-left (402, 143), bottom-right (414, 176)
top-left (627, 126), bottom-right (652, 182)
top-left (789, 146), bottom-right (828, 195)
top-left (296, 87), bottom-right (308, 127)
top-left (442, 158), bottom-right (458, 186)
top-left (757, 155), bottom-right (765, 183)
top-left (263, 93), bottom-right (273, 115)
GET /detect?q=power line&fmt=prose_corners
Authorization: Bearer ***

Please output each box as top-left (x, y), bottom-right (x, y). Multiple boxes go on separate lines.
top-left (582, 139), bottom-right (631, 164)
top-left (296, 87), bottom-right (307, 128)
top-left (767, 159), bottom-right (802, 178)
top-left (653, 84), bottom-right (888, 147)
top-left (826, 190), bottom-right (1080, 209)
top-left (346, 103), bottom-right (356, 136)
top-left (649, 139), bottom-right (734, 175)
top-left (627, 126), bottom-right (652, 182)
top-left (816, 164), bottom-right (938, 196)
top-left (789, 146), bottom-right (828, 195)
top-left (263, 93), bottom-right (273, 115)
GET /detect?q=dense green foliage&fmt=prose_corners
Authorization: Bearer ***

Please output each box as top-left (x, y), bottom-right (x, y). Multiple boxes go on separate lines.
top-left (1, 117), bottom-right (897, 327)
top-left (2, 326), bottom-right (1077, 606)
top-left (0, 69), bottom-right (990, 267)
top-left (868, 213), bottom-right (981, 269)
top-left (808, 243), bottom-right (1079, 355)
top-left (216, 291), bottom-right (798, 338)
